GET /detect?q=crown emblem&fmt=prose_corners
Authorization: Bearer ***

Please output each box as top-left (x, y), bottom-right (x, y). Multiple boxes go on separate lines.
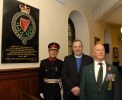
top-left (19, 4), bottom-right (30, 14)
top-left (12, 3), bottom-right (36, 45)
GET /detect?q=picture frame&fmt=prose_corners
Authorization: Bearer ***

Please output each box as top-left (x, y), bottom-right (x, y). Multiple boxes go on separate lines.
top-left (94, 37), bottom-right (100, 45)
top-left (113, 47), bottom-right (119, 58)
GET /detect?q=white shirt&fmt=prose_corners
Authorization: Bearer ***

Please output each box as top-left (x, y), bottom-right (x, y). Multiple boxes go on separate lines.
top-left (94, 61), bottom-right (106, 82)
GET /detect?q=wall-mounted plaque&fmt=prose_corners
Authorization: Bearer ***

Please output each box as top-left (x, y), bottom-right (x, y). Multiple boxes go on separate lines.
top-left (1, 0), bottom-right (39, 63)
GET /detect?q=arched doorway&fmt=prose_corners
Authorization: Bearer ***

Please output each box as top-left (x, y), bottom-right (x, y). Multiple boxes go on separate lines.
top-left (104, 29), bottom-right (112, 64)
top-left (118, 39), bottom-right (122, 67)
top-left (68, 11), bottom-right (89, 54)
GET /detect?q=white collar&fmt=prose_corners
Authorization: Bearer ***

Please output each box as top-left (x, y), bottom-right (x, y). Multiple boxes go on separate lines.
top-left (75, 55), bottom-right (82, 58)
top-left (94, 60), bottom-right (105, 66)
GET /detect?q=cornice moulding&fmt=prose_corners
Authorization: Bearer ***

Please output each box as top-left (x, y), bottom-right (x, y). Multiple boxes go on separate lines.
top-left (95, 0), bottom-right (119, 21)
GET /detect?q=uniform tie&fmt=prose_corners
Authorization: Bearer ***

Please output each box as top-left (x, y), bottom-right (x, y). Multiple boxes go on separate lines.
top-left (97, 63), bottom-right (103, 90)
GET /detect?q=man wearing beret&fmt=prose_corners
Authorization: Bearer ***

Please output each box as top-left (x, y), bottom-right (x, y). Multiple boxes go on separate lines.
top-left (39, 42), bottom-right (63, 100)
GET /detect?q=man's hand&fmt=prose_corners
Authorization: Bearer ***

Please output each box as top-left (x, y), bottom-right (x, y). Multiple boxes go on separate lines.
top-left (40, 93), bottom-right (44, 99)
top-left (71, 86), bottom-right (80, 96)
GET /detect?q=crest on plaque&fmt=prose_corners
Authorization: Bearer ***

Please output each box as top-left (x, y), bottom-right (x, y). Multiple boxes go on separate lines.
top-left (11, 4), bottom-right (36, 45)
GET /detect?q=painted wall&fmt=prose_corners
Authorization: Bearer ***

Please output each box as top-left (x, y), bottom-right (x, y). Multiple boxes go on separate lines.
top-left (0, 0), bottom-right (112, 69)
top-left (119, 40), bottom-right (122, 66)
top-left (110, 28), bottom-right (119, 62)
top-left (104, 29), bottom-right (112, 64)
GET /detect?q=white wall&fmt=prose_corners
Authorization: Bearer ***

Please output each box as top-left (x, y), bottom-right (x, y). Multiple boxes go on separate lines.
top-left (0, 0), bottom-right (108, 69)
top-left (104, 29), bottom-right (112, 64)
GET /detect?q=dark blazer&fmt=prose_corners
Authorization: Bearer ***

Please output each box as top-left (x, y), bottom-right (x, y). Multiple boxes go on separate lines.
top-left (39, 58), bottom-right (63, 100)
top-left (80, 63), bottom-right (121, 100)
top-left (61, 54), bottom-right (93, 97)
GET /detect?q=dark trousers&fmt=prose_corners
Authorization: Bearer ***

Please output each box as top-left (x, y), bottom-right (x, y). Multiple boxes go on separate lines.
top-left (43, 83), bottom-right (61, 100)
top-left (63, 92), bottom-right (80, 100)
top-left (44, 92), bottom-right (61, 100)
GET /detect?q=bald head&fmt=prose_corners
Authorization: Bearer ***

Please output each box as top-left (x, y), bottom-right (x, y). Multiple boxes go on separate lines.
top-left (93, 44), bottom-right (105, 62)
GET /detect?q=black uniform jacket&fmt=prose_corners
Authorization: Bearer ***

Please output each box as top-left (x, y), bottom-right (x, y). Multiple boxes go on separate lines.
top-left (61, 54), bottom-right (93, 96)
top-left (39, 58), bottom-right (63, 93)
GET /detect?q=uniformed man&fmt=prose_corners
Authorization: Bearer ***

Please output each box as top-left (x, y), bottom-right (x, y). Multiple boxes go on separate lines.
top-left (39, 42), bottom-right (63, 100)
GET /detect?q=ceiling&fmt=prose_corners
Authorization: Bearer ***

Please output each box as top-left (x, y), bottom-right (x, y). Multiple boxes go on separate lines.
top-left (72, 0), bottom-right (122, 32)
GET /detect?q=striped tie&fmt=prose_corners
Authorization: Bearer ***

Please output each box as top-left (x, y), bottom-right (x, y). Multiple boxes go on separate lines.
top-left (97, 63), bottom-right (103, 91)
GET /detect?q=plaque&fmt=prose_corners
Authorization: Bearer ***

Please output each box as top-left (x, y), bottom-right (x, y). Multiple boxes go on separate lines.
top-left (1, 0), bottom-right (39, 63)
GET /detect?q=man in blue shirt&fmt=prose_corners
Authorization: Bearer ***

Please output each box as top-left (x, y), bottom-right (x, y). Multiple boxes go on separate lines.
top-left (62, 39), bottom-right (93, 100)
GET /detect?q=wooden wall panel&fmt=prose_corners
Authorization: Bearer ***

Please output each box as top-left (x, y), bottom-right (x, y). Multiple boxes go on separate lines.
top-left (0, 80), bottom-right (11, 100)
top-left (29, 76), bottom-right (39, 97)
top-left (11, 79), bottom-right (21, 100)
top-left (0, 67), bottom-right (40, 100)
top-left (21, 77), bottom-right (30, 93)
top-left (1, 67), bottom-right (121, 100)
